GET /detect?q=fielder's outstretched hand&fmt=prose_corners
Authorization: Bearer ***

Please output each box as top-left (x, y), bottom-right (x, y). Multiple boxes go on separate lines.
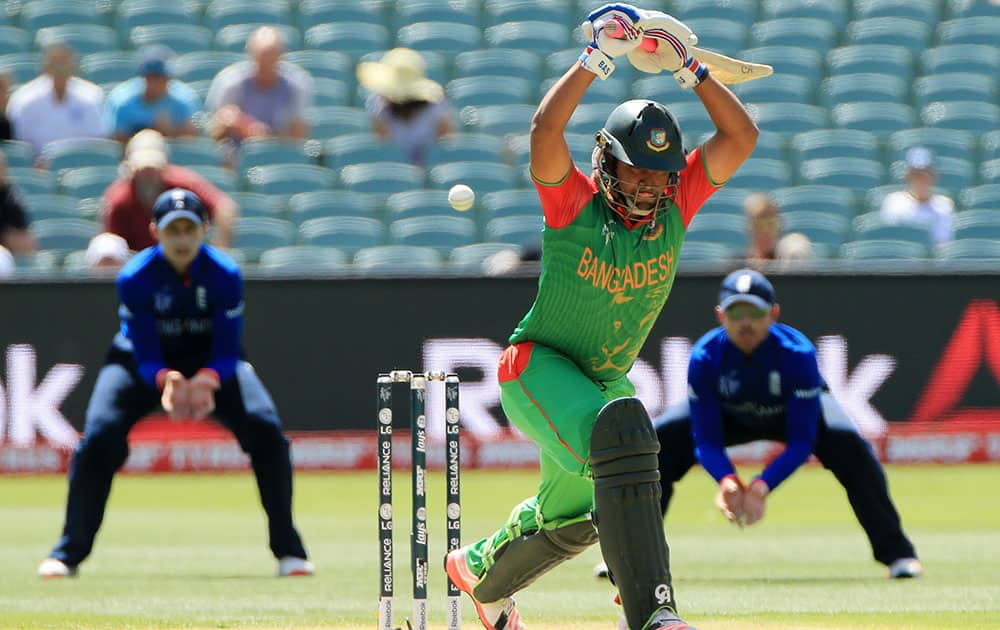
top-left (579, 3), bottom-right (644, 79)
top-left (742, 479), bottom-right (770, 526)
top-left (188, 370), bottom-right (220, 420)
top-left (715, 474), bottom-right (746, 525)
top-left (161, 370), bottom-right (192, 420)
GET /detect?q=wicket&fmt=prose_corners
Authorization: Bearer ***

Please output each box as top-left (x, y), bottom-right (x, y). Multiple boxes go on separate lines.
top-left (377, 370), bottom-right (461, 630)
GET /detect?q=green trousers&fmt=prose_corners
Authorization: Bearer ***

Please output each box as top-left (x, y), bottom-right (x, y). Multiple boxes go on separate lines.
top-left (464, 342), bottom-right (635, 578)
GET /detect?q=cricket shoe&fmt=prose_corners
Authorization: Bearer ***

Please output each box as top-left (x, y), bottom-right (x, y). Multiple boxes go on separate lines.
top-left (277, 556), bottom-right (314, 577)
top-left (594, 560), bottom-right (610, 579)
top-left (38, 558), bottom-right (77, 578)
top-left (888, 557), bottom-right (923, 579)
top-left (445, 546), bottom-right (526, 630)
top-left (613, 595), bottom-right (696, 630)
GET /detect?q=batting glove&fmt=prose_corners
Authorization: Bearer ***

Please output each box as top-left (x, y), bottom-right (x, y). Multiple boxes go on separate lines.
top-left (629, 10), bottom-right (708, 89)
top-left (579, 3), bottom-right (644, 80)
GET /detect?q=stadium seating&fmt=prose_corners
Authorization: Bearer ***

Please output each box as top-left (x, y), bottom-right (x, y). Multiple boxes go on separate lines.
top-left (298, 0), bottom-right (384, 30)
top-left (678, 241), bottom-right (741, 261)
top-left (685, 18), bottom-right (749, 53)
top-left (921, 44), bottom-right (1000, 76)
top-left (229, 192), bottom-right (283, 219)
top-left (21, 194), bottom-right (83, 221)
top-left (484, 21), bottom-right (571, 53)
top-left (246, 164), bottom-right (337, 197)
top-left (287, 191), bottom-right (379, 221)
top-left (216, 24), bottom-right (301, 53)
top-left (58, 166), bottom-right (120, 198)
top-left (840, 239), bottom-right (929, 259)
top-left (790, 129), bottom-right (879, 162)
top-left (832, 102), bottom-right (916, 136)
top-left (820, 73), bottom-right (909, 109)
top-left (782, 210), bottom-right (851, 248)
top-left (80, 52), bottom-right (137, 85)
top-left (889, 155), bottom-right (976, 192)
top-left (299, 216), bottom-right (385, 254)
top-left (22, 0), bottom-right (104, 31)
top-left (449, 242), bottom-right (524, 271)
top-left (727, 158), bottom-right (792, 190)
top-left (463, 105), bottom-right (536, 135)
top-left (761, 0), bottom-right (849, 28)
top-left (36, 25), bottom-right (119, 55)
top-left (428, 162), bottom-right (518, 195)
top-left (914, 74), bottom-right (997, 108)
top-left (751, 18), bottom-right (837, 51)
top-left (42, 138), bottom-right (122, 173)
top-left (936, 16), bottom-right (1000, 46)
top-left (130, 24), bottom-right (213, 54)
top-left (116, 1), bottom-right (197, 32)
top-left (1, 141), bottom-right (36, 168)
top-left (748, 103), bottom-right (828, 135)
top-left (886, 128), bottom-right (976, 161)
top-left (305, 23), bottom-right (390, 55)
top-left (31, 218), bottom-right (97, 253)
top-left (394, 0), bottom-right (481, 31)
top-left (354, 245), bottom-right (444, 273)
top-left (845, 17), bottom-right (931, 54)
top-left (771, 185), bottom-right (856, 218)
top-left (231, 217), bottom-right (297, 261)
top-left (385, 190), bottom-right (455, 220)
top-left (853, 212), bottom-right (934, 247)
top-left (921, 101), bottom-right (1000, 133)
top-left (259, 245), bottom-right (349, 271)
top-left (856, 0), bottom-right (939, 22)
top-left (425, 134), bottom-right (504, 167)
top-left (799, 157), bottom-right (886, 195)
top-left (339, 162), bottom-right (425, 198)
top-left (484, 215), bottom-right (543, 249)
top-left (674, 0), bottom-right (756, 25)
top-left (204, 0), bottom-right (293, 31)
top-left (740, 46), bottom-right (823, 79)
top-left (734, 73), bottom-right (814, 105)
top-left (826, 45), bottom-right (914, 81)
top-left (309, 107), bottom-right (371, 138)
top-left (398, 22), bottom-right (483, 54)
top-left (938, 239), bottom-right (1000, 260)
top-left (388, 215), bottom-right (477, 252)
top-left (237, 140), bottom-right (313, 173)
top-left (685, 213), bottom-right (747, 249)
top-left (484, 0), bottom-right (571, 27)
top-left (446, 75), bottom-right (534, 108)
top-left (960, 185), bottom-right (1000, 212)
top-left (953, 210), bottom-right (1000, 241)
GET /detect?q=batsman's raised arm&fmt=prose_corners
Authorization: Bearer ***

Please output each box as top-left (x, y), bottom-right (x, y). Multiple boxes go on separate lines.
top-left (530, 4), bottom-right (644, 184)
top-left (695, 76), bottom-right (759, 185)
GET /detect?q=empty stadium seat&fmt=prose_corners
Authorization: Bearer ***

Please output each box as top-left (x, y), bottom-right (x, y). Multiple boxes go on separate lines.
top-left (299, 216), bottom-right (385, 254)
top-left (914, 73), bottom-right (997, 108)
top-left (484, 0), bottom-right (572, 27)
top-left (258, 245), bottom-right (349, 271)
top-left (58, 166), bottom-right (120, 198)
top-left (0, 52), bottom-right (41, 84)
top-left (701, 187), bottom-right (752, 216)
top-left (748, 103), bottom-right (828, 135)
top-left (446, 75), bottom-right (534, 108)
top-left (462, 105), bottom-right (536, 135)
top-left (80, 52), bottom-right (137, 85)
top-left (484, 21), bottom-right (571, 53)
top-left (0, 26), bottom-right (29, 55)
top-left (245, 164), bottom-right (336, 196)
top-left (819, 73), bottom-right (908, 109)
top-left (685, 18), bottom-right (749, 53)
top-left (674, 0), bottom-right (756, 25)
top-left (429, 162), bottom-right (518, 195)
top-left (505, 132), bottom-right (595, 167)
top-left (22, 0), bottom-right (104, 31)
top-left (312, 78), bottom-right (350, 107)
top-left (237, 139), bottom-right (313, 173)
top-left (171, 51), bottom-right (243, 82)
top-left (425, 134), bottom-right (504, 167)
top-left (980, 159), bottom-right (1000, 185)
top-left (832, 102), bottom-right (916, 136)
top-left (130, 24), bottom-right (213, 54)
top-left (297, 0), bottom-right (383, 30)
top-left (936, 16), bottom-right (1000, 46)
top-left (398, 22), bottom-right (482, 54)
top-left (800, 157), bottom-right (886, 194)
top-left (826, 45), bottom-right (914, 80)
top-left (284, 50), bottom-right (353, 82)
top-left (853, 212), bottom-right (933, 247)
top-left (771, 185), bottom-right (856, 218)
top-left (385, 190), bottom-right (455, 220)
top-left (740, 46), bottom-right (823, 79)
top-left (287, 191), bottom-right (379, 222)
top-left (354, 245), bottom-right (444, 273)
top-left (921, 101), bottom-right (1000, 133)
top-left (305, 23), bottom-right (389, 55)
top-left (790, 129), bottom-right (879, 162)
top-left (751, 18), bottom-right (836, 51)
top-left (921, 44), bottom-right (1000, 76)
top-left (231, 217), bottom-right (296, 261)
top-left (166, 137), bottom-right (224, 168)
top-left (42, 138), bottom-right (122, 173)
top-left (728, 159), bottom-right (792, 190)
top-left (325, 133), bottom-right (407, 167)
top-left (388, 215), bottom-right (477, 251)
top-left (959, 185), bottom-right (1000, 211)
top-left (394, 0), bottom-right (480, 31)
top-left (36, 25), bottom-right (118, 55)
top-left (339, 162), bottom-right (425, 197)
top-left (761, 0), bottom-right (849, 28)
top-left (953, 210), bottom-right (1000, 240)
top-left (309, 106), bottom-right (370, 139)
top-left (484, 214), bottom-right (543, 248)
top-left (981, 130), bottom-right (1000, 161)
top-left (937, 239), bottom-right (1000, 260)
top-left (21, 194), bottom-right (82, 220)
top-left (116, 1), bottom-right (197, 32)
top-left (230, 192), bottom-right (283, 219)
top-left (204, 0), bottom-right (293, 30)
top-left (480, 190), bottom-right (541, 220)
top-left (678, 241), bottom-right (741, 261)
top-left (8, 168), bottom-right (56, 194)
top-left (747, 132), bottom-right (786, 161)
top-left (734, 73), bottom-right (814, 105)
top-left (887, 128), bottom-right (976, 161)
top-left (31, 217), bottom-right (97, 252)
top-left (685, 213), bottom-right (747, 249)
top-left (840, 239), bottom-right (929, 259)
top-left (454, 49), bottom-right (542, 84)
top-left (195, 166), bottom-right (239, 194)
top-left (846, 17), bottom-right (932, 54)
top-left (1, 141), bottom-right (36, 168)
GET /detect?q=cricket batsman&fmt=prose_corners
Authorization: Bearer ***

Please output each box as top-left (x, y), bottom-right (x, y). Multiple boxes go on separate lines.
top-left (444, 4), bottom-right (759, 629)
top-left (38, 189), bottom-right (312, 579)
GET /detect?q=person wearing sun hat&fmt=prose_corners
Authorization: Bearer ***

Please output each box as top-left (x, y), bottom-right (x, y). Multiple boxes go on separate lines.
top-left (356, 47), bottom-right (453, 165)
top-left (879, 146), bottom-right (956, 249)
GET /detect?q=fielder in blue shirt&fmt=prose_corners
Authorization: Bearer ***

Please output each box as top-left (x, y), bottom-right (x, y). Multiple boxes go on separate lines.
top-left (38, 189), bottom-right (312, 579)
top-left (655, 269), bottom-right (920, 579)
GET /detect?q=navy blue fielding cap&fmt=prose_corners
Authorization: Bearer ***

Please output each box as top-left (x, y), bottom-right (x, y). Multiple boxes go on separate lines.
top-left (719, 268), bottom-right (776, 310)
top-left (152, 188), bottom-right (207, 230)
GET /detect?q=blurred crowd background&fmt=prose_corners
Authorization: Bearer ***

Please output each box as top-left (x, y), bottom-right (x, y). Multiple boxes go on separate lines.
top-left (0, 0), bottom-right (998, 279)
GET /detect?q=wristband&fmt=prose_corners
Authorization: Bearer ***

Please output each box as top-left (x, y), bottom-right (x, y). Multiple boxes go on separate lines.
top-left (674, 56), bottom-right (709, 89)
top-left (579, 46), bottom-right (616, 80)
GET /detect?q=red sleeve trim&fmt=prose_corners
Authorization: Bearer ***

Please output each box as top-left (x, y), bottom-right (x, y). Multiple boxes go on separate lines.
top-left (720, 473), bottom-right (745, 490)
top-left (674, 146), bottom-right (723, 229)
top-left (498, 342), bottom-right (534, 383)
top-left (532, 165), bottom-right (599, 229)
top-left (155, 368), bottom-right (171, 390)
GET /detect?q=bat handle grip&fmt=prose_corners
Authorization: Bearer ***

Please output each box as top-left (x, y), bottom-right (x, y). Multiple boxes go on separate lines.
top-left (603, 19), bottom-right (658, 52)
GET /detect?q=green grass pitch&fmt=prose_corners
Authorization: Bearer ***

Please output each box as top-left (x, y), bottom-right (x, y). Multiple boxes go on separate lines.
top-left (1, 464), bottom-right (998, 629)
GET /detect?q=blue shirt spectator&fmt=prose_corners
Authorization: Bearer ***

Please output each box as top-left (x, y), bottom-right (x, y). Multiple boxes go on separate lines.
top-left (104, 45), bottom-right (201, 143)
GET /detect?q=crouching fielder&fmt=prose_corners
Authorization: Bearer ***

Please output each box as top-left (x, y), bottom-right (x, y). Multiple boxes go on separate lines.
top-left (38, 189), bottom-right (312, 579)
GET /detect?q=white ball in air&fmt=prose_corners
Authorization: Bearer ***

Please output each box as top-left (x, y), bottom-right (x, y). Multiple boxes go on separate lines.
top-left (448, 184), bottom-right (475, 212)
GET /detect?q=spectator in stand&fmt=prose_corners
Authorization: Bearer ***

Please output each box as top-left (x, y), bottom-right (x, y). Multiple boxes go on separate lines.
top-left (104, 45), bottom-right (201, 144)
top-left (743, 192), bottom-right (782, 264)
top-left (0, 151), bottom-right (36, 255)
top-left (101, 129), bottom-right (237, 250)
top-left (0, 69), bottom-right (14, 141)
top-left (6, 42), bottom-right (105, 158)
top-left (356, 47), bottom-right (453, 166)
top-left (206, 26), bottom-right (312, 146)
top-left (85, 232), bottom-right (132, 271)
top-left (0, 244), bottom-right (14, 278)
top-left (879, 147), bottom-right (955, 248)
